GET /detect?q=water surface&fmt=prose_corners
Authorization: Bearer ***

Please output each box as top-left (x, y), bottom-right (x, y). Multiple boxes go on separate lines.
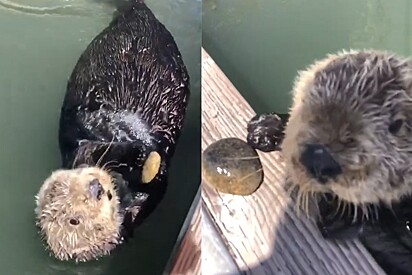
top-left (203, 0), bottom-right (412, 114)
top-left (0, 0), bottom-right (200, 274)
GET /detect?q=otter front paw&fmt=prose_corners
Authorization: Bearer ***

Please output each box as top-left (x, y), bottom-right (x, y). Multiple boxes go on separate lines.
top-left (246, 112), bottom-right (288, 152)
top-left (317, 219), bottom-right (364, 240)
top-left (121, 192), bottom-right (150, 240)
top-left (317, 193), bottom-right (365, 240)
top-left (112, 171), bottom-right (150, 240)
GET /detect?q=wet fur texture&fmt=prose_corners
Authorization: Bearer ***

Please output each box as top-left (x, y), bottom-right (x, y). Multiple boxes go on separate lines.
top-left (282, 49), bottom-right (412, 211)
top-left (35, 167), bottom-right (122, 262)
top-left (247, 49), bottom-right (412, 274)
top-left (35, 0), bottom-right (190, 262)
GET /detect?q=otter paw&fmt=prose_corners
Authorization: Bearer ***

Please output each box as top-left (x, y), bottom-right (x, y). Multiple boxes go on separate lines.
top-left (317, 219), bottom-right (364, 240)
top-left (316, 194), bottom-right (365, 240)
top-left (121, 192), bottom-right (149, 240)
top-left (246, 112), bottom-right (287, 152)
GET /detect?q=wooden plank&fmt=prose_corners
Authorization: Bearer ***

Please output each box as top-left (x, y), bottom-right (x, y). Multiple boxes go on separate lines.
top-left (201, 47), bottom-right (386, 275)
top-left (202, 199), bottom-right (240, 275)
top-left (169, 197), bottom-right (202, 275)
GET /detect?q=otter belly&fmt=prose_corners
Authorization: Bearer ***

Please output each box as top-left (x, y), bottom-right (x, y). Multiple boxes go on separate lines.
top-left (79, 110), bottom-right (154, 145)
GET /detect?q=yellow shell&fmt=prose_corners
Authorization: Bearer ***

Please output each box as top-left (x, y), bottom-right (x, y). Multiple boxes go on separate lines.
top-left (141, 151), bottom-right (161, 184)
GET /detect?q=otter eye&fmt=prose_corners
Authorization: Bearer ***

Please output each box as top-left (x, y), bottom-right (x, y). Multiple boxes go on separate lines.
top-left (69, 218), bottom-right (80, 225)
top-left (405, 221), bottom-right (410, 231)
top-left (389, 119), bottom-right (404, 134)
top-left (342, 137), bottom-right (355, 144)
top-left (346, 138), bottom-right (355, 143)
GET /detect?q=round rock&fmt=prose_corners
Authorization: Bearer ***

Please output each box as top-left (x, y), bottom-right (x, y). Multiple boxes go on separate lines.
top-left (202, 137), bottom-right (264, 195)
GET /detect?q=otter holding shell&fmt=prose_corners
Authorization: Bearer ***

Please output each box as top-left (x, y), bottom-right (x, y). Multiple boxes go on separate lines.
top-left (35, 0), bottom-right (190, 262)
top-left (248, 50), bottom-right (412, 274)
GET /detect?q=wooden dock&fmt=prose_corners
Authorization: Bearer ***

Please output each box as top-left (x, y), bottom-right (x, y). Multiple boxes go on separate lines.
top-left (168, 189), bottom-right (202, 275)
top-left (167, 48), bottom-right (387, 274)
top-left (200, 48), bottom-right (386, 275)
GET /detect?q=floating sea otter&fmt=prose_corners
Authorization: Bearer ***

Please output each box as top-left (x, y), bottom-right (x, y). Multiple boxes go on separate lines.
top-left (34, 0), bottom-right (190, 262)
top-left (247, 50), bottom-right (412, 275)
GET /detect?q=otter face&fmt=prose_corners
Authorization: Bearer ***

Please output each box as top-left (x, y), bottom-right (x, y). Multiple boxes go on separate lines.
top-left (282, 50), bottom-right (412, 208)
top-left (35, 167), bottom-right (122, 262)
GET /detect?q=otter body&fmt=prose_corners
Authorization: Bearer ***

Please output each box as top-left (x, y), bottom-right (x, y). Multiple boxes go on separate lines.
top-left (59, 0), bottom-right (189, 225)
top-left (247, 50), bottom-right (412, 274)
top-left (35, 0), bottom-right (190, 262)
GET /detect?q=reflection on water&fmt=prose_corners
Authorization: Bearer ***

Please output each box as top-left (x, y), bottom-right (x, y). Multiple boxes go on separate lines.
top-left (203, 0), bottom-right (412, 114)
top-left (0, 0), bottom-right (200, 274)
top-left (0, 0), bottom-right (115, 16)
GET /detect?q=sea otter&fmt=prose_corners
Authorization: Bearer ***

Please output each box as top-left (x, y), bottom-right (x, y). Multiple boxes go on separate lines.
top-left (247, 50), bottom-right (412, 275)
top-left (34, 0), bottom-right (190, 262)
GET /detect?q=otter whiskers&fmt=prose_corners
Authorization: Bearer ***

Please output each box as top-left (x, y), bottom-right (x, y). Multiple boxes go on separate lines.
top-left (101, 160), bottom-right (122, 171)
top-left (286, 179), bottom-right (320, 218)
top-left (96, 136), bottom-right (116, 168)
top-left (284, 178), bottom-right (380, 224)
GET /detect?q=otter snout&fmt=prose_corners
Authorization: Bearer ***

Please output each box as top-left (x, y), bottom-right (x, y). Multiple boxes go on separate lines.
top-left (300, 144), bottom-right (342, 184)
top-left (89, 179), bottom-right (104, 200)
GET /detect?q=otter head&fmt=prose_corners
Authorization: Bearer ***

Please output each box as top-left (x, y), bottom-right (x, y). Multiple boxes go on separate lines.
top-left (282, 50), bottom-right (412, 213)
top-left (35, 167), bottom-right (122, 262)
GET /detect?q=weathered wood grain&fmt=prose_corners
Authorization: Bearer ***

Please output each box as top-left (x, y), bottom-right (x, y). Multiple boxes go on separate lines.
top-left (201, 47), bottom-right (386, 275)
top-left (169, 198), bottom-right (202, 275)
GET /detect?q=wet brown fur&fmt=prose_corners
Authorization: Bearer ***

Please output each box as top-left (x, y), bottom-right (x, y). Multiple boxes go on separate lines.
top-left (35, 167), bottom-right (122, 262)
top-left (282, 49), bottom-right (412, 219)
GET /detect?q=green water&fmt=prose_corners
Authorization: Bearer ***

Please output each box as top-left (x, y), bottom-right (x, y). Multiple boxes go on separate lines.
top-left (0, 0), bottom-right (200, 274)
top-left (203, 0), bottom-right (412, 115)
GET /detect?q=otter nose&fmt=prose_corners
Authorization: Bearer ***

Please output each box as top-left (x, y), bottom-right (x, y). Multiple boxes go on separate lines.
top-left (89, 179), bottom-right (104, 200)
top-left (299, 144), bottom-right (342, 184)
